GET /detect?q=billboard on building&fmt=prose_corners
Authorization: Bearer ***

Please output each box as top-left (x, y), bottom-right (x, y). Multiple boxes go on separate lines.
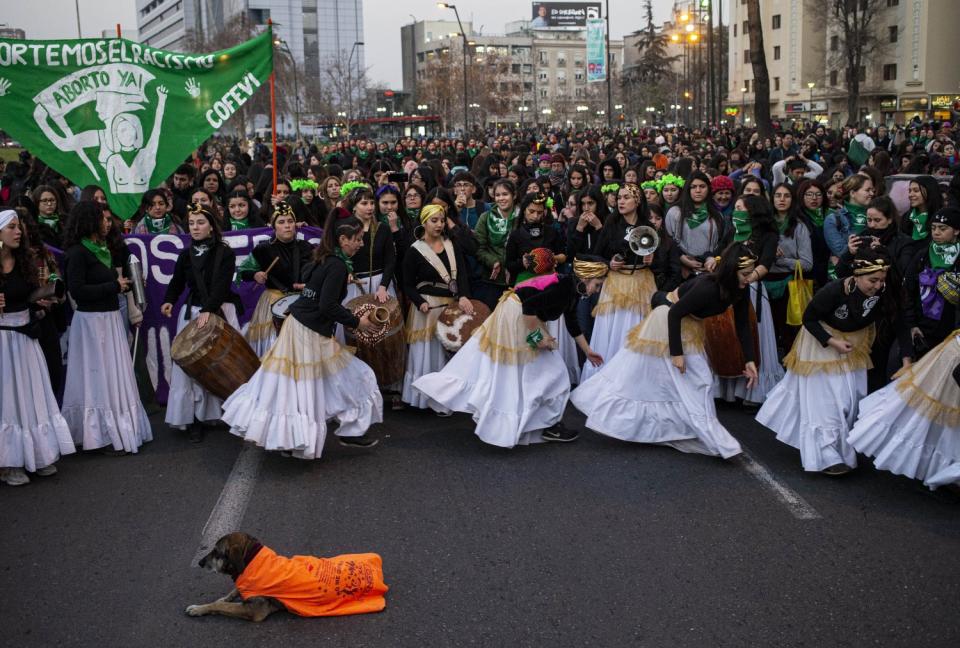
top-left (530, 2), bottom-right (601, 29)
top-left (586, 18), bottom-right (606, 82)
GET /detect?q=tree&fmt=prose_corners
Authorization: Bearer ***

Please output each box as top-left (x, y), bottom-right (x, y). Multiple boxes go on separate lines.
top-left (745, 0), bottom-right (773, 137)
top-left (622, 0), bottom-right (679, 122)
top-left (417, 47), bottom-right (515, 131)
top-left (824, 0), bottom-right (886, 125)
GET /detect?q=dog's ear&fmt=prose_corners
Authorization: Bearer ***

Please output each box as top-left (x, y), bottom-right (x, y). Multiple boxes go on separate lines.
top-left (224, 542), bottom-right (247, 578)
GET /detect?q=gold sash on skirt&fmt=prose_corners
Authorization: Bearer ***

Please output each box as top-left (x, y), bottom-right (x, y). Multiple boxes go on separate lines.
top-left (892, 330), bottom-right (960, 427)
top-left (404, 294), bottom-right (453, 344)
top-left (783, 323), bottom-right (875, 376)
top-left (624, 305), bottom-right (706, 358)
top-left (262, 316), bottom-right (354, 380)
top-left (245, 288), bottom-right (285, 344)
top-left (475, 292), bottom-right (538, 365)
top-left (592, 268), bottom-right (657, 317)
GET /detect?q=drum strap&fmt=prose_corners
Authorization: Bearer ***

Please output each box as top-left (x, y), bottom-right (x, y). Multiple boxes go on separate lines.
top-left (412, 239), bottom-right (457, 285)
top-left (188, 244), bottom-right (224, 319)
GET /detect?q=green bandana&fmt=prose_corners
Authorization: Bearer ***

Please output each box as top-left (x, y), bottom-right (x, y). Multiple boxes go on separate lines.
top-left (929, 241), bottom-right (960, 269)
top-left (732, 209), bottom-right (752, 242)
top-left (776, 214), bottom-right (790, 234)
top-left (486, 207), bottom-right (517, 247)
top-left (909, 209), bottom-right (929, 241)
top-left (81, 237), bottom-right (112, 269)
top-left (804, 207), bottom-right (825, 229)
top-left (405, 207), bottom-right (421, 223)
top-left (229, 217), bottom-right (250, 230)
top-left (845, 202), bottom-right (868, 234)
top-left (334, 246), bottom-right (354, 274)
top-left (686, 204), bottom-right (709, 229)
top-left (38, 214), bottom-right (60, 231)
top-left (145, 214), bottom-right (173, 233)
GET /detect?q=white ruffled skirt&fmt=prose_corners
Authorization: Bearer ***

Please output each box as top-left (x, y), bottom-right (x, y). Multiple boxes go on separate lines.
top-left (165, 304), bottom-right (240, 429)
top-left (412, 294), bottom-right (568, 448)
top-left (756, 325), bottom-right (873, 472)
top-left (245, 288), bottom-right (284, 358)
top-left (579, 269), bottom-right (656, 383)
top-left (400, 295), bottom-right (452, 413)
top-left (546, 318), bottom-right (580, 386)
top-left (223, 315), bottom-right (383, 460)
top-left (714, 282), bottom-right (784, 403)
top-left (848, 333), bottom-right (960, 489)
top-left (62, 310), bottom-right (152, 452)
top-left (0, 312), bottom-right (75, 471)
top-left (571, 306), bottom-right (742, 459)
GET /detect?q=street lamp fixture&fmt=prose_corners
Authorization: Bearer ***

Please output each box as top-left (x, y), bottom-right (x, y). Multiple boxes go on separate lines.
top-left (807, 81), bottom-right (815, 124)
top-left (614, 104), bottom-right (623, 110)
top-left (671, 33), bottom-right (680, 43)
top-left (346, 40), bottom-right (364, 137)
top-left (438, 2), bottom-right (470, 134)
top-left (542, 108), bottom-right (552, 114)
top-left (274, 38), bottom-right (301, 141)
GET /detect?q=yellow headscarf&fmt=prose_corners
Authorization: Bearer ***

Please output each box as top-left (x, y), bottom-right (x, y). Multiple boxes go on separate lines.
top-left (419, 203), bottom-right (446, 225)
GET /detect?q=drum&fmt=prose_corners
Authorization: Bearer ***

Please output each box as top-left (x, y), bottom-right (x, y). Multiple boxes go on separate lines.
top-left (435, 299), bottom-right (492, 353)
top-left (344, 294), bottom-right (405, 387)
top-left (171, 313), bottom-right (261, 399)
top-left (702, 304), bottom-right (761, 378)
top-left (270, 293), bottom-right (301, 333)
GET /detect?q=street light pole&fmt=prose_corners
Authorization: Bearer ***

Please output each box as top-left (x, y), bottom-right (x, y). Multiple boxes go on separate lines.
top-left (741, 87), bottom-right (747, 127)
top-left (438, 3), bottom-right (469, 136)
top-left (807, 81), bottom-right (815, 125)
top-left (347, 41), bottom-right (364, 138)
top-left (605, 0), bottom-right (613, 131)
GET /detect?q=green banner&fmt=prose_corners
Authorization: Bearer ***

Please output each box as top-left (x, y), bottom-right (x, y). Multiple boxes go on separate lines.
top-left (0, 29), bottom-right (273, 218)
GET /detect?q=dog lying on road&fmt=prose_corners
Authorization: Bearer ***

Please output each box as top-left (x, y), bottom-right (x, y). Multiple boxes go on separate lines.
top-left (186, 532), bottom-right (388, 622)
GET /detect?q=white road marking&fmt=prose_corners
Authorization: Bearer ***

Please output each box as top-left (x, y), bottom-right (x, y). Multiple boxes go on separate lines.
top-left (735, 449), bottom-right (822, 520)
top-left (191, 443), bottom-right (264, 566)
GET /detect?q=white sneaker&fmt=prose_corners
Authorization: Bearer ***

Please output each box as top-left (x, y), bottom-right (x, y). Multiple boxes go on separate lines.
top-left (36, 465), bottom-right (58, 477)
top-left (0, 468), bottom-right (30, 486)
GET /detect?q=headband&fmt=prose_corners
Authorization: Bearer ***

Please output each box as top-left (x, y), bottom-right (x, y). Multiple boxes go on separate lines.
top-left (573, 259), bottom-right (609, 280)
top-left (270, 202), bottom-right (295, 224)
top-left (419, 203), bottom-right (446, 225)
top-left (525, 247), bottom-right (556, 275)
top-left (738, 254), bottom-right (758, 270)
top-left (657, 174), bottom-right (685, 192)
top-left (852, 258), bottom-right (890, 275)
top-left (339, 180), bottom-right (372, 197)
top-left (600, 183), bottom-right (621, 195)
top-left (640, 180), bottom-right (659, 191)
top-left (0, 209), bottom-right (17, 230)
top-left (188, 202), bottom-right (214, 219)
top-left (622, 183), bottom-right (642, 203)
top-left (375, 184), bottom-right (400, 198)
top-left (289, 178), bottom-right (318, 191)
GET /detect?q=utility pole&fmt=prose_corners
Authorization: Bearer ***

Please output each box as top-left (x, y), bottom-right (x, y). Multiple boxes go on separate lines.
top-left (605, 0), bottom-right (613, 131)
top-left (438, 3), bottom-right (469, 136)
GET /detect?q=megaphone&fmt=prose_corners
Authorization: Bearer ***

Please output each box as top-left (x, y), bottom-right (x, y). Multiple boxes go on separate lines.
top-left (625, 225), bottom-right (659, 257)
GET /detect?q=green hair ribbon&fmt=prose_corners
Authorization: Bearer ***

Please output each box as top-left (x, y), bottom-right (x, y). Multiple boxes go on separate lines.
top-left (339, 180), bottom-right (372, 198)
top-left (657, 174), bottom-right (685, 193)
top-left (290, 178), bottom-right (319, 192)
top-left (600, 183), bottom-right (621, 195)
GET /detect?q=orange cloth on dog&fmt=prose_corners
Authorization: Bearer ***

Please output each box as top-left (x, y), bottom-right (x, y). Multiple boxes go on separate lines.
top-left (235, 546), bottom-right (388, 617)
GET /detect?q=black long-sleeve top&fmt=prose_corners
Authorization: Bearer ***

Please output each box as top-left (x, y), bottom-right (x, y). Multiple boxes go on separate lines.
top-left (239, 238), bottom-right (314, 292)
top-left (903, 247), bottom-right (959, 348)
top-left (162, 239), bottom-right (240, 314)
top-left (515, 273), bottom-right (582, 339)
top-left (401, 239), bottom-right (471, 308)
top-left (225, 212), bottom-right (266, 231)
top-left (595, 218), bottom-right (682, 291)
top-left (504, 222), bottom-right (566, 282)
top-left (287, 255), bottom-right (358, 337)
top-left (64, 244), bottom-right (122, 312)
top-left (566, 217), bottom-right (602, 259)
top-left (593, 217), bottom-right (640, 262)
top-left (803, 277), bottom-right (908, 351)
top-left (352, 224), bottom-right (397, 289)
top-left (668, 275), bottom-right (753, 361)
top-left (0, 263), bottom-right (31, 314)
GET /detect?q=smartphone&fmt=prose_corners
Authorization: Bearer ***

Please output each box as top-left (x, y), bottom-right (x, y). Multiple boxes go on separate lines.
top-left (387, 172), bottom-right (408, 183)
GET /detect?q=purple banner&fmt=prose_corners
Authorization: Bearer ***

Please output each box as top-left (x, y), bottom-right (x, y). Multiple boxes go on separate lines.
top-left (124, 227), bottom-right (323, 404)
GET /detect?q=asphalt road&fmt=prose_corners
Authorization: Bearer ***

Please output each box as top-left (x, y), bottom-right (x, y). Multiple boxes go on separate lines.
top-left (3, 404), bottom-right (959, 647)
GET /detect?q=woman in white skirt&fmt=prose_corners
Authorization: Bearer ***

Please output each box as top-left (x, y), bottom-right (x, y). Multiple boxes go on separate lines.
top-left (0, 210), bottom-right (74, 486)
top-left (714, 195), bottom-right (785, 406)
top-left (756, 248), bottom-right (912, 475)
top-left (414, 250), bottom-right (606, 448)
top-left (400, 204), bottom-right (475, 413)
top-left (161, 205), bottom-right (243, 443)
top-left (62, 201), bottom-right (152, 454)
top-left (848, 330), bottom-right (960, 490)
top-left (222, 216), bottom-right (382, 458)
top-left (238, 202), bottom-right (313, 357)
top-left (572, 243), bottom-right (759, 459)
top-left (580, 183), bottom-right (659, 383)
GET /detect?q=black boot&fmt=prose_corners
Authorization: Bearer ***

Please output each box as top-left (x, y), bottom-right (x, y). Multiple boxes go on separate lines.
top-left (188, 422), bottom-right (205, 444)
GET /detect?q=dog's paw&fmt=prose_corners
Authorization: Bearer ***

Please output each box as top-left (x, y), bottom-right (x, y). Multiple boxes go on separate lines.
top-left (185, 605), bottom-right (206, 617)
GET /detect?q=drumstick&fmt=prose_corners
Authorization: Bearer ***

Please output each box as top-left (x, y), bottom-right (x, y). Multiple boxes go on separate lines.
top-left (263, 257), bottom-right (280, 276)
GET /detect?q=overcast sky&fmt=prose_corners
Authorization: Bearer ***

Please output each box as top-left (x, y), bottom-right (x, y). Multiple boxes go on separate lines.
top-left (6, 1), bottom-right (690, 85)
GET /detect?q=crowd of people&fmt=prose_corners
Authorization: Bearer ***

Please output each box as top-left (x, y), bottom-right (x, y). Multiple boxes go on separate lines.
top-left (1, 118), bottom-right (959, 494)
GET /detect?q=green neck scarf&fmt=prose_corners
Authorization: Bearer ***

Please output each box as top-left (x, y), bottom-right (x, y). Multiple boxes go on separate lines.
top-left (38, 214), bottom-right (60, 231)
top-left (804, 207), bottom-right (825, 228)
top-left (229, 217), bottom-right (249, 230)
top-left (405, 207), bottom-right (421, 224)
top-left (334, 246), bottom-right (354, 273)
top-left (775, 214), bottom-right (790, 234)
top-left (732, 209), bottom-right (752, 242)
top-left (929, 241), bottom-right (960, 269)
top-left (686, 204), bottom-right (709, 229)
top-left (909, 209), bottom-right (929, 241)
top-left (845, 202), bottom-right (868, 233)
top-left (145, 214), bottom-right (173, 233)
top-left (486, 207), bottom-right (517, 247)
top-left (81, 237), bottom-right (112, 269)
